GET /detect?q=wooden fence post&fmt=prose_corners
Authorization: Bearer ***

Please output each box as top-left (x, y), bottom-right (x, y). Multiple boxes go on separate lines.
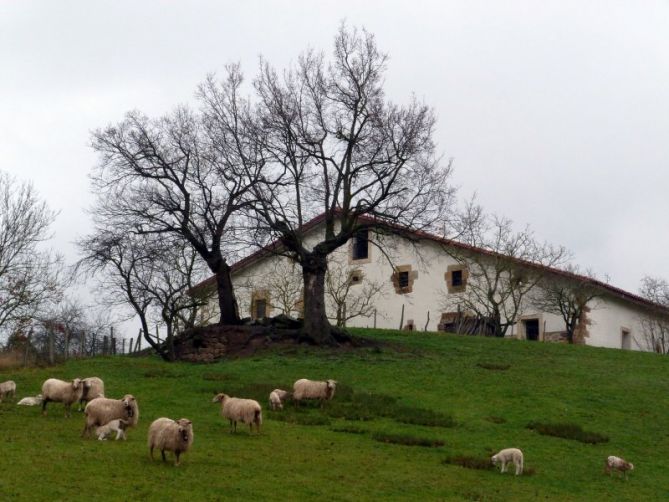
top-left (102, 336), bottom-right (109, 356)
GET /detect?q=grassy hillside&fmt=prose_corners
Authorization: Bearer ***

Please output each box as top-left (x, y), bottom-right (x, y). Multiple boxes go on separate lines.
top-left (1, 329), bottom-right (668, 501)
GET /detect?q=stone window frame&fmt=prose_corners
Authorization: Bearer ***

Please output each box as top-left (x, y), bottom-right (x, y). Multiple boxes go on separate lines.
top-left (445, 264), bottom-right (468, 293)
top-left (391, 264), bottom-right (417, 294)
top-left (518, 314), bottom-right (543, 341)
top-left (348, 269), bottom-right (364, 287)
top-left (349, 229), bottom-right (372, 264)
top-left (250, 289), bottom-right (272, 320)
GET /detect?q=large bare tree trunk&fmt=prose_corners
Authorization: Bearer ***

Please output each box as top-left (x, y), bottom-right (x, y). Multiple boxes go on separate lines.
top-left (301, 255), bottom-right (334, 344)
top-left (214, 261), bottom-right (240, 325)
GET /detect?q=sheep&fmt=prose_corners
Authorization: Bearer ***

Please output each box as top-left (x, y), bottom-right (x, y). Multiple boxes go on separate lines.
top-left (491, 448), bottom-right (524, 475)
top-left (147, 418), bottom-right (194, 466)
top-left (79, 377), bottom-right (105, 411)
top-left (82, 394), bottom-right (139, 438)
top-left (269, 389), bottom-right (290, 410)
top-left (41, 378), bottom-right (84, 417)
top-left (605, 455), bottom-right (634, 479)
top-left (17, 394), bottom-right (43, 406)
top-left (96, 419), bottom-right (130, 441)
top-left (0, 380), bottom-right (16, 401)
top-left (212, 393), bottom-right (262, 433)
top-left (292, 379), bottom-right (337, 406)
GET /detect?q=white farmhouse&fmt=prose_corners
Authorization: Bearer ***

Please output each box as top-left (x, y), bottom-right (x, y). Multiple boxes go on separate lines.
top-left (192, 214), bottom-right (669, 352)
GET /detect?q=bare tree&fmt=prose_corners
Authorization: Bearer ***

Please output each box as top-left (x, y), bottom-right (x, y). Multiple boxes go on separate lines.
top-left (90, 65), bottom-right (263, 325)
top-left (325, 254), bottom-right (386, 327)
top-left (249, 24), bottom-right (456, 343)
top-left (531, 266), bottom-right (603, 344)
top-left (77, 228), bottom-right (208, 361)
top-left (0, 172), bottom-right (66, 339)
top-left (442, 212), bottom-right (568, 338)
top-left (638, 276), bottom-right (669, 353)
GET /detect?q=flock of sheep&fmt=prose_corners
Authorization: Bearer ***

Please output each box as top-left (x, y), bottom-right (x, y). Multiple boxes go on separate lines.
top-left (0, 376), bottom-right (635, 478)
top-left (0, 376), bottom-right (338, 467)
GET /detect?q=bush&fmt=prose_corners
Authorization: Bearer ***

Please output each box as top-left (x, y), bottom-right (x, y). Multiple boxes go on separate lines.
top-left (526, 421), bottom-right (609, 444)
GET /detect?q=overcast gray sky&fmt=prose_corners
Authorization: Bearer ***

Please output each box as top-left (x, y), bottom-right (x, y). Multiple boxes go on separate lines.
top-left (1, 1), bottom-right (668, 335)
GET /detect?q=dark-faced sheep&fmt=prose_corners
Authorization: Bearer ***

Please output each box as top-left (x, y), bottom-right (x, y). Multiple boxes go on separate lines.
top-left (82, 395), bottom-right (139, 438)
top-left (148, 418), bottom-right (194, 466)
top-left (41, 378), bottom-right (84, 417)
top-left (212, 393), bottom-right (262, 433)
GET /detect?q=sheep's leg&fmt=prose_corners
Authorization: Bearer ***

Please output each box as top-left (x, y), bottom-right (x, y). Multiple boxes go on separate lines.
top-left (149, 446), bottom-right (154, 460)
top-left (64, 403), bottom-right (71, 418)
top-left (161, 450), bottom-right (166, 462)
top-left (175, 451), bottom-right (181, 467)
top-left (228, 419), bottom-right (233, 433)
top-left (501, 461), bottom-right (506, 473)
top-left (42, 399), bottom-right (49, 416)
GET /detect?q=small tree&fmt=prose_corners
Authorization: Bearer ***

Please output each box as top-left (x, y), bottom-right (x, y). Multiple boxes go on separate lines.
top-left (638, 276), bottom-right (669, 354)
top-left (442, 212), bottom-right (568, 338)
top-left (325, 255), bottom-right (386, 327)
top-left (531, 266), bottom-right (602, 344)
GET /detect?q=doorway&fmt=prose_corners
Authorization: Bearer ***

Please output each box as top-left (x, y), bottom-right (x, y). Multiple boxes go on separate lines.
top-left (524, 319), bottom-right (540, 341)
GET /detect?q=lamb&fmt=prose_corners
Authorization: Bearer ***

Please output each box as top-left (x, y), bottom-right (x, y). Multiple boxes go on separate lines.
top-left (491, 448), bottom-right (524, 475)
top-left (605, 455), bottom-right (634, 479)
top-left (0, 380), bottom-right (16, 401)
top-left (17, 394), bottom-right (43, 406)
top-left (269, 389), bottom-right (290, 410)
top-left (148, 418), bottom-right (194, 466)
top-left (96, 419), bottom-right (130, 441)
top-left (212, 393), bottom-right (262, 433)
top-left (41, 378), bottom-right (84, 417)
top-left (82, 394), bottom-right (139, 438)
top-left (292, 378), bottom-right (337, 405)
top-left (79, 377), bottom-right (105, 411)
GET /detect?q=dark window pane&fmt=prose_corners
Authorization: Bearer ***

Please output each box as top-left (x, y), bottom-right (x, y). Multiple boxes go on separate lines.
top-left (398, 271), bottom-right (409, 288)
top-left (352, 229), bottom-right (369, 260)
top-left (452, 270), bottom-right (463, 287)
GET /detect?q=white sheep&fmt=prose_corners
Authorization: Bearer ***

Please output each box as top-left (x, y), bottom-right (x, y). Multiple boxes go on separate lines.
top-left (148, 418), bottom-right (194, 466)
top-left (605, 455), bottom-right (634, 479)
top-left (269, 389), bottom-right (290, 410)
top-left (212, 393), bottom-right (262, 433)
top-left (41, 378), bottom-right (84, 417)
top-left (96, 419), bottom-right (130, 440)
top-left (79, 377), bottom-right (105, 411)
top-left (0, 380), bottom-right (16, 401)
top-left (17, 394), bottom-right (43, 406)
top-left (491, 448), bottom-right (524, 475)
top-left (292, 379), bottom-right (337, 405)
top-left (82, 394), bottom-right (139, 438)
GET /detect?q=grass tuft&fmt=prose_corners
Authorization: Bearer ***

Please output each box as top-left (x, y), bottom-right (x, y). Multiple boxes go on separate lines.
top-left (372, 432), bottom-right (445, 447)
top-left (486, 416), bottom-right (507, 424)
top-left (527, 421), bottom-right (609, 444)
top-left (331, 425), bottom-right (368, 435)
top-left (443, 455), bottom-right (495, 470)
top-left (476, 362), bottom-right (511, 371)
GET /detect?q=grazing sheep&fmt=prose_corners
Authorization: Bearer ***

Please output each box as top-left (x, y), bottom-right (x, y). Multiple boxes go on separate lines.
top-left (292, 379), bottom-right (337, 405)
top-left (79, 377), bottom-right (105, 411)
top-left (491, 448), bottom-right (524, 475)
top-left (148, 418), bottom-right (194, 466)
top-left (269, 389), bottom-right (290, 410)
top-left (41, 378), bottom-right (84, 417)
top-left (17, 394), bottom-right (43, 406)
top-left (212, 393), bottom-right (262, 433)
top-left (96, 419), bottom-right (130, 441)
top-left (0, 380), bottom-right (16, 401)
top-left (82, 394), bottom-right (139, 438)
top-left (605, 455), bottom-right (634, 479)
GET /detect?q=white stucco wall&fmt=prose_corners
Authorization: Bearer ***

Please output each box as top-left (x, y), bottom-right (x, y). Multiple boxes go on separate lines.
top-left (201, 226), bottom-right (663, 352)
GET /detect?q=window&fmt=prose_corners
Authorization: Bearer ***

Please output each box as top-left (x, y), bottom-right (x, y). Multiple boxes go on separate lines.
top-left (451, 270), bottom-right (463, 287)
top-left (255, 299), bottom-right (267, 319)
top-left (352, 229), bottom-right (369, 260)
top-left (445, 266), bottom-right (467, 293)
top-left (398, 271), bottom-right (410, 288)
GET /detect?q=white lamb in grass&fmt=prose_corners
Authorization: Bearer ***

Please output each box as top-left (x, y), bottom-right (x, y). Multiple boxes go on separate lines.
top-left (605, 455), bottom-right (634, 479)
top-left (96, 419), bottom-right (130, 440)
top-left (491, 448), bottom-right (524, 475)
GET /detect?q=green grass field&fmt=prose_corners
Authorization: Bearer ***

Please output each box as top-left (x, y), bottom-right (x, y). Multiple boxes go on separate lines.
top-left (1, 329), bottom-right (668, 501)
